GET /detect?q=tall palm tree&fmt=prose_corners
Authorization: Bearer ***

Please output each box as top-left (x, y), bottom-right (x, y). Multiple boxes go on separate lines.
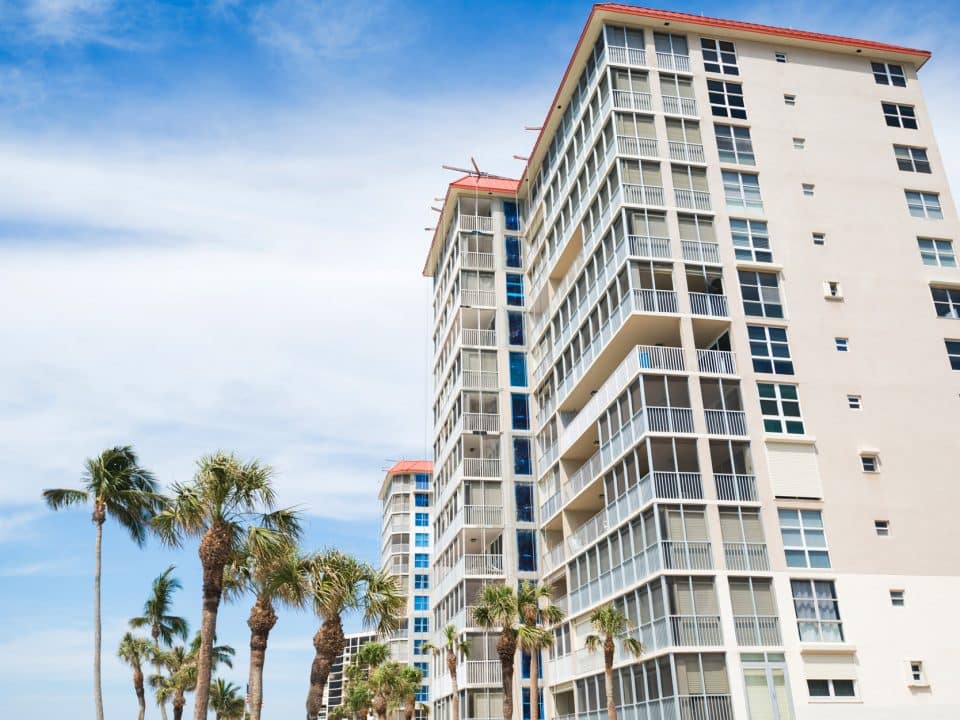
top-left (584, 605), bottom-right (643, 720)
top-left (209, 679), bottom-right (245, 720)
top-left (516, 582), bottom-right (564, 720)
top-left (304, 550), bottom-right (404, 720)
top-left (118, 632), bottom-right (154, 720)
top-left (422, 624), bottom-right (469, 720)
top-left (42, 445), bottom-right (164, 720)
top-left (131, 565), bottom-right (190, 720)
top-left (153, 636), bottom-right (236, 720)
top-left (223, 534), bottom-right (310, 720)
top-left (397, 665), bottom-right (423, 720)
top-left (472, 584), bottom-right (519, 720)
top-left (154, 451), bottom-right (298, 720)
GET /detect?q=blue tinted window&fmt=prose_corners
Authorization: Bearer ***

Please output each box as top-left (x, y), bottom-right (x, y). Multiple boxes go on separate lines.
top-left (521, 650), bottom-right (543, 679)
top-left (414, 662), bottom-right (428, 676)
top-left (415, 493), bottom-right (429, 507)
top-left (414, 595), bottom-right (429, 611)
top-left (416, 685), bottom-right (429, 702)
top-left (511, 394), bottom-right (530, 430)
top-left (414, 553), bottom-right (429, 568)
top-left (509, 352), bottom-right (527, 387)
top-left (522, 688), bottom-right (544, 720)
top-left (515, 483), bottom-right (534, 521)
top-left (505, 236), bottom-right (522, 267)
top-left (517, 530), bottom-right (537, 571)
top-left (503, 201), bottom-right (520, 231)
top-left (415, 533), bottom-right (429, 548)
top-left (415, 473), bottom-right (430, 489)
top-left (414, 574), bottom-right (429, 589)
top-left (508, 311), bottom-right (525, 345)
top-left (413, 640), bottom-right (426, 655)
top-left (415, 512), bottom-right (429, 527)
top-left (414, 617), bottom-right (429, 633)
top-left (513, 437), bottom-right (532, 475)
top-left (506, 273), bottom-right (524, 306)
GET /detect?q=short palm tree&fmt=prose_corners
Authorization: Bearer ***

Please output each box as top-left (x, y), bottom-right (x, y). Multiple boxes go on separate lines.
top-left (130, 565), bottom-right (190, 720)
top-left (304, 550), bottom-right (404, 720)
top-left (472, 584), bottom-right (519, 720)
top-left (153, 452), bottom-right (298, 720)
top-left (209, 678), bottom-right (245, 720)
top-left (43, 446), bottom-right (164, 720)
top-left (397, 665), bottom-right (423, 720)
top-left (223, 533), bottom-right (309, 720)
top-left (355, 640), bottom-right (391, 670)
top-left (118, 632), bottom-right (154, 720)
top-left (367, 661), bottom-right (414, 720)
top-left (422, 625), bottom-right (469, 720)
top-left (584, 605), bottom-right (643, 720)
top-left (516, 582), bottom-right (564, 720)
top-left (153, 636), bottom-right (235, 720)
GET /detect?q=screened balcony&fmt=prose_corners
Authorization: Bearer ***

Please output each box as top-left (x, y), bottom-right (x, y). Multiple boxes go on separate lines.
top-left (462, 435), bottom-right (500, 478)
top-left (457, 197), bottom-right (494, 234)
top-left (696, 330), bottom-right (737, 376)
top-left (459, 271), bottom-right (496, 308)
top-left (719, 507), bottom-right (769, 572)
top-left (730, 578), bottom-right (782, 646)
top-left (460, 308), bottom-right (497, 348)
top-left (700, 378), bottom-right (747, 437)
top-left (710, 440), bottom-right (758, 502)
top-left (611, 68), bottom-right (652, 112)
top-left (687, 267), bottom-right (729, 318)
top-left (460, 233), bottom-right (495, 271)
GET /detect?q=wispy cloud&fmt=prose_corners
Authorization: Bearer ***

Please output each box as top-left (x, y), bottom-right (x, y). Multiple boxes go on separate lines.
top-left (0, 509), bottom-right (45, 543)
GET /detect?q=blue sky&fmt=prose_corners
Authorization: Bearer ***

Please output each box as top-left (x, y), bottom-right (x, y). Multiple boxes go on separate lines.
top-left (1, 1), bottom-right (959, 719)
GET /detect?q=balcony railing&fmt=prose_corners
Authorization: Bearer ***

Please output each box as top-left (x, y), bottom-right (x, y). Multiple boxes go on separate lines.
top-left (541, 542), bottom-right (566, 574)
top-left (607, 45), bottom-right (647, 67)
top-left (463, 457), bottom-right (500, 477)
top-left (657, 52), bottom-right (691, 72)
top-left (670, 614), bottom-right (724, 646)
top-left (574, 695), bottom-right (733, 720)
top-left (612, 89), bottom-right (653, 112)
top-left (461, 328), bottom-right (496, 347)
top-left (567, 512), bottom-right (609, 554)
top-left (459, 214), bottom-right (493, 233)
top-left (463, 413), bottom-right (500, 433)
top-left (463, 659), bottom-right (500, 685)
top-left (463, 370), bottom-right (498, 390)
top-left (464, 553), bottom-right (504, 575)
top-left (646, 405), bottom-right (696, 434)
top-left (714, 473), bottom-right (758, 502)
top-left (461, 288), bottom-right (496, 307)
top-left (663, 540), bottom-right (713, 570)
top-left (617, 135), bottom-right (659, 158)
top-left (697, 350), bottom-right (737, 375)
top-left (623, 183), bottom-right (665, 207)
top-left (724, 542), bottom-right (770, 571)
top-left (681, 240), bottom-right (721, 264)
top-left (628, 234), bottom-right (672, 259)
top-left (463, 505), bottom-right (503, 526)
top-left (735, 615), bottom-right (783, 646)
top-left (678, 695), bottom-right (735, 720)
top-left (674, 188), bottom-right (712, 211)
top-left (635, 288), bottom-right (680, 314)
top-left (689, 292), bottom-right (729, 317)
top-left (668, 141), bottom-right (706, 163)
top-left (704, 409), bottom-right (748, 436)
top-left (461, 250), bottom-right (495, 270)
top-left (606, 471), bottom-right (703, 528)
top-left (662, 94), bottom-right (698, 116)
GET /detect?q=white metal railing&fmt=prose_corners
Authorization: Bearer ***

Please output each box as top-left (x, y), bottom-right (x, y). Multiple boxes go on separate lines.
top-left (681, 240), bottom-right (721, 264)
top-left (617, 135), bottom-right (659, 158)
top-left (674, 188), bottom-right (712, 211)
top-left (567, 512), bottom-right (608, 554)
top-left (458, 214), bottom-right (493, 233)
top-left (463, 659), bottom-right (500, 685)
top-left (463, 412), bottom-right (500, 433)
top-left (606, 471), bottom-right (703, 528)
top-left (662, 540), bottom-right (713, 570)
top-left (623, 183), bottom-right (665, 207)
top-left (541, 542), bottom-right (566, 574)
top-left (463, 505), bottom-right (503, 526)
top-left (568, 449), bottom-right (604, 499)
top-left (704, 409), bottom-right (748, 436)
top-left (464, 554), bottom-right (504, 575)
top-left (461, 288), bottom-right (496, 307)
top-left (461, 250), bottom-right (495, 270)
top-left (697, 350), bottom-right (736, 375)
top-left (636, 344), bottom-right (685, 372)
top-left (724, 542), bottom-right (770, 572)
top-left (635, 288), bottom-right (680, 314)
top-left (662, 94), bottom-right (698, 116)
top-left (463, 370), bottom-right (498, 390)
top-left (668, 141), bottom-right (706, 163)
top-left (646, 406), bottom-right (696, 434)
top-left (657, 52), bottom-right (691, 72)
top-left (461, 328), bottom-right (496, 346)
top-left (689, 292), bottom-right (729, 317)
top-left (607, 45), bottom-right (647, 67)
top-left (463, 457), bottom-right (501, 477)
top-left (677, 695), bottom-right (735, 720)
top-left (628, 234), bottom-right (671, 259)
top-left (670, 614), bottom-right (724, 646)
top-left (540, 488), bottom-right (563, 520)
top-left (735, 615), bottom-right (782, 646)
top-left (612, 89), bottom-right (653, 112)
top-left (384, 542), bottom-right (409, 555)
top-left (714, 473), bottom-right (758, 502)
top-left (575, 695), bottom-right (733, 720)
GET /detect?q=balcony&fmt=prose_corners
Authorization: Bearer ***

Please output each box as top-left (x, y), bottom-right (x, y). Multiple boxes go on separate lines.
top-left (714, 473), bottom-right (758, 502)
top-left (464, 413), bottom-right (500, 433)
top-left (461, 289), bottom-right (496, 307)
top-left (617, 135), bottom-right (659, 159)
top-left (681, 240), bottom-right (721, 264)
top-left (464, 553), bottom-right (503, 575)
top-left (612, 89), bottom-right (653, 112)
top-left (462, 250), bottom-right (495, 271)
top-left (605, 471), bottom-right (703, 528)
top-left (662, 540), bottom-right (713, 569)
top-left (384, 542), bottom-right (410, 555)
top-left (657, 52), bottom-right (691, 72)
top-left (463, 457), bottom-right (501, 477)
top-left (724, 542), bottom-right (770, 572)
top-left (572, 695), bottom-right (733, 720)
top-left (734, 615), bottom-right (783, 646)
top-left (669, 614), bottom-right (724, 646)
top-left (704, 409), bottom-right (748, 436)
top-left (662, 95), bottom-right (698, 117)
top-left (697, 350), bottom-right (737, 376)
top-left (674, 188), bottom-right (712, 211)
top-left (541, 542), bottom-right (566, 575)
top-left (463, 660), bottom-right (500, 686)
top-left (689, 292), bottom-right (729, 317)
top-left (463, 505), bottom-right (503, 526)
top-left (607, 45), bottom-right (647, 67)
top-left (668, 141), bottom-right (706, 164)
top-left (459, 214), bottom-right (493, 234)
top-left (623, 183), bottom-right (665, 207)
top-left (463, 370), bottom-right (498, 391)
top-left (567, 512), bottom-right (608, 554)
top-left (646, 406), bottom-right (696, 434)
top-left (462, 328), bottom-right (497, 347)
top-left (628, 234), bottom-right (672, 260)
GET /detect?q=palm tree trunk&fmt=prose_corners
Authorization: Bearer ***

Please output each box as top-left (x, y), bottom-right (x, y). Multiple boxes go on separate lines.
top-left (529, 649), bottom-right (539, 720)
top-left (372, 694), bottom-right (387, 720)
top-left (403, 697), bottom-right (415, 720)
top-left (604, 639), bottom-right (616, 720)
top-left (173, 694), bottom-right (185, 720)
top-left (305, 617), bottom-right (345, 720)
top-left (193, 520), bottom-right (232, 720)
top-left (155, 658), bottom-right (169, 720)
top-left (448, 651), bottom-right (459, 720)
top-left (247, 593), bottom-right (278, 720)
top-left (93, 514), bottom-right (105, 720)
top-left (134, 667), bottom-right (146, 720)
top-left (497, 632), bottom-right (516, 720)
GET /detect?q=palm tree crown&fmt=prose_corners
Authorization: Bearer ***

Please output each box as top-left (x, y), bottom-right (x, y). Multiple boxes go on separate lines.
top-left (131, 565), bottom-right (189, 646)
top-left (584, 604), bottom-right (642, 720)
top-left (209, 678), bottom-right (245, 720)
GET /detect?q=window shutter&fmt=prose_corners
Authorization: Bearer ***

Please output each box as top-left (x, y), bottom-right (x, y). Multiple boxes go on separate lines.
top-left (742, 511), bottom-right (764, 542)
top-left (718, 509), bottom-right (744, 542)
top-left (753, 580), bottom-right (776, 614)
top-left (744, 670), bottom-right (776, 720)
top-left (665, 119), bottom-right (684, 142)
top-left (766, 442), bottom-right (823, 498)
top-left (729, 579), bottom-right (755, 614)
top-left (677, 214), bottom-right (696, 241)
top-left (703, 655), bottom-right (729, 693)
top-left (684, 510), bottom-right (708, 541)
top-left (672, 580), bottom-right (694, 614)
top-left (693, 579), bottom-right (719, 613)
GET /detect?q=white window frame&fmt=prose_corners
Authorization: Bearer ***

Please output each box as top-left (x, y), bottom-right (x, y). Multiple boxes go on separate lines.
top-left (846, 394), bottom-right (861, 410)
top-left (707, 79), bottom-right (746, 119)
top-left (812, 232), bottom-right (825, 246)
top-left (802, 183), bottom-right (815, 197)
top-left (918, 237), bottom-right (955, 267)
top-left (779, 508), bottom-right (830, 568)
top-left (775, 52), bottom-right (787, 63)
top-left (758, 382), bottom-right (804, 434)
top-left (908, 661), bottom-right (928, 686)
top-left (895, 145), bottom-right (931, 173)
top-left (883, 102), bottom-right (917, 128)
top-left (807, 678), bottom-right (857, 699)
top-left (747, 324), bottom-right (794, 374)
top-left (946, 339), bottom-right (960, 370)
top-left (723, 171), bottom-right (763, 209)
top-left (890, 589), bottom-right (905, 607)
top-left (793, 137), bottom-right (805, 149)
top-left (932, 286), bottom-right (960, 317)
top-left (700, 37), bottom-right (739, 75)
top-left (791, 578), bottom-right (843, 642)
top-left (715, 124), bottom-right (755, 165)
top-left (872, 61), bottom-right (906, 86)
top-left (824, 280), bottom-right (842, 299)
top-left (860, 454), bottom-right (879, 473)
top-left (874, 520), bottom-right (890, 536)
top-left (834, 337), bottom-right (848, 352)
top-left (739, 270), bottom-right (783, 318)
top-left (730, 218), bottom-right (772, 262)
top-left (784, 93), bottom-right (796, 106)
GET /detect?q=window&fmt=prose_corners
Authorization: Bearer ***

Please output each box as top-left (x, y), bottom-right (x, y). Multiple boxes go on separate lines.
top-left (730, 218), bottom-right (772, 262)
top-left (791, 579), bottom-right (843, 642)
top-left (895, 145), bottom-right (931, 173)
top-left (414, 553), bottom-right (429, 569)
top-left (414, 661), bottom-right (428, 676)
top-left (775, 52), bottom-right (787, 63)
top-left (723, 171), bottom-right (763, 209)
top-left (415, 493), bottom-right (429, 507)
top-left (508, 311), bottom-right (525, 345)
top-left (793, 137), bottom-right (805, 149)
top-left (846, 394), bottom-right (861, 410)
top-left (758, 382), bottom-right (804, 434)
top-left (812, 232), bottom-right (825, 246)
top-left (415, 473), bottom-right (430, 490)
top-left (906, 191), bottom-right (943, 219)
top-left (918, 238), bottom-right (956, 267)
top-left (872, 61), bottom-right (906, 86)
top-left (513, 437), bottom-right (532, 475)
top-left (413, 640), bottom-right (426, 655)
top-left (707, 79), bottom-right (746, 119)
top-left (509, 352), bottom-right (527, 386)
top-left (861, 454), bottom-right (879, 472)
top-left (909, 661), bottom-right (926, 684)
top-left (779, 509), bottom-right (830, 568)
top-left (890, 590), bottom-right (905, 607)
top-left (511, 393), bottom-right (530, 430)
top-left (807, 679), bottom-right (856, 697)
top-left (416, 685), bottom-right (429, 702)
top-left (824, 281), bottom-right (842, 300)
top-left (784, 94), bottom-right (796, 106)
top-left (715, 124), bottom-right (755, 164)
top-left (505, 235), bottom-right (522, 268)
top-left (414, 574), bottom-right (429, 589)
top-left (947, 340), bottom-right (960, 370)
top-left (506, 273), bottom-right (524, 306)
top-left (415, 532), bottom-right (429, 548)
top-left (521, 688), bottom-right (544, 720)
top-left (802, 183), bottom-right (815, 197)
top-left (515, 483), bottom-right (534, 522)
top-left (875, 520), bottom-right (890, 536)
top-left (835, 337), bottom-right (848, 352)
top-left (517, 529), bottom-right (537, 571)
top-left (739, 270), bottom-right (784, 318)
top-left (414, 617), bottom-right (429, 633)
top-left (883, 102), bottom-right (917, 129)
top-left (932, 286), bottom-right (960, 317)
top-left (415, 512), bottom-right (429, 527)
top-left (748, 325), bottom-right (794, 374)
top-left (414, 595), bottom-right (429, 611)
top-left (701, 38), bottom-right (739, 75)
top-left (503, 200), bottom-right (520, 231)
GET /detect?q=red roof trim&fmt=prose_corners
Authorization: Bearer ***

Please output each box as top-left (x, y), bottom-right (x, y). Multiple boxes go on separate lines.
top-left (450, 175), bottom-right (521, 194)
top-left (387, 460), bottom-right (433, 475)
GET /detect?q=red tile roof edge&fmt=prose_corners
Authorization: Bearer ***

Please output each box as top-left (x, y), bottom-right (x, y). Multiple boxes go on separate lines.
top-left (386, 460), bottom-right (433, 475)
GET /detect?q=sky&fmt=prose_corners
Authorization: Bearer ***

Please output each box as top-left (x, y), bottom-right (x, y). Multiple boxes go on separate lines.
top-left (1, 1), bottom-right (959, 718)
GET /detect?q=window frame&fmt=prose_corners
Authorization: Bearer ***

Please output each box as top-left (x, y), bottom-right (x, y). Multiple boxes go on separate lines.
top-left (872, 61), bottom-right (906, 87)
top-left (918, 238), bottom-right (956, 267)
top-left (791, 578), bottom-right (844, 642)
top-left (701, 37), bottom-right (739, 75)
top-left (758, 382), bottom-right (804, 434)
top-left (834, 337), bottom-right (848, 352)
top-left (874, 520), bottom-right (890, 536)
top-left (707, 79), bottom-right (747, 119)
top-left (714, 123), bottom-right (755, 165)
top-left (723, 171), bottom-right (763, 209)
top-left (747, 324), bottom-right (794, 374)
top-left (779, 508), bottom-right (831, 568)
top-left (894, 145), bottom-right (931, 173)
top-left (860, 454), bottom-right (879, 473)
top-left (931, 286), bottom-right (960, 318)
top-left (946, 339), bottom-right (960, 370)
top-left (731, 218), bottom-right (772, 262)
top-left (807, 678), bottom-right (857, 698)
top-left (738, 270), bottom-right (784, 318)
top-left (882, 102), bottom-right (918, 129)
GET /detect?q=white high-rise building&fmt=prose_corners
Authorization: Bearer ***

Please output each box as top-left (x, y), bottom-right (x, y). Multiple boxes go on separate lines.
top-left (319, 631), bottom-right (376, 720)
top-left (423, 4), bottom-right (960, 720)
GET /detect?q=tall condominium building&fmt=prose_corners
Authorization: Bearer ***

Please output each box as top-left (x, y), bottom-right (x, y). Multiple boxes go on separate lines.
top-left (422, 4), bottom-right (960, 720)
top-left (379, 460), bottom-right (435, 711)
top-left (319, 630), bottom-right (376, 720)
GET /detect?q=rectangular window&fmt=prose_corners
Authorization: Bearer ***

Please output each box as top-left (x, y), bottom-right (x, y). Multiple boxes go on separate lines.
top-left (517, 529), bottom-right (537, 571)
top-left (802, 183), bottom-right (815, 197)
top-left (872, 61), bottom-right (906, 86)
top-left (506, 273), bottom-right (524, 306)
top-left (415, 493), bottom-right (429, 507)
top-left (918, 238), bottom-right (956, 267)
top-left (946, 340), bottom-right (960, 370)
top-left (847, 394), bottom-right (861, 410)
top-left (505, 235), bottom-right (522, 268)
top-left (812, 233), bottom-right (825, 246)
top-left (835, 337), bottom-right (848, 352)
top-left (413, 640), bottom-right (426, 655)
top-left (511, 393), bottom-right (530, 430)
top-left (521, 688), bottom-right (544, 720)
top-left (515, 483), bottom-right (534, 522)
top-left (414, 661), bottom-right (428, 676)
top-left (509, 352), bottom-right (528, 386)
top-left (748, 325), bottom-right (794, 374)
top-left (701, 37), bottom-right (739, 75)
top-left (932, 286), bottom-right (960, 317)
top-left (791, 579), bottom-right (843, 642)
top-left (739, 270), bottom-right (784, 318)
top-left (707, 79), bottom-right (746, 119)
top-left (861, 454), bottom-right (879, 472)
top-left (793, 137), bottom-right (805, 149)
top-left (415, 512), bottom-right (429, 527)
top-left (890, 590), bottom-right (905, 607)
top-left (715, 124), bottom-right (755, 164)
top-left (416, 685), bottom-right (429, 702)
top-left (758, 382), bottom-right (804, 434)
top-left (909, 661), bottom-right (926, 684)
top-left (775, 52), bottom-right (787, 63)
top-left (895, 145), bottom-right (931, 173)
top-left (883, 102), bottom-right (917, 128)
top-left (415, 532), bottom-right (429, 548)
top-left (414, 595), bottom-right (429, 611)
top-left (503, 201), bottom-right (520, 231)
top-left (779, 508), bottom-right (830, 568)
top-left (508, 311), bottom-right (525, 345)
top-left (414, 574), bottom-right (429, 589)
top-left (414, 553), bottom-right (429, 568)
top-left (723, 171), bottom-right (762, 209)
top-left (875, 520), bottom-right (890, 536)
top-left (906, 191), bottom-right (943, 219)
top-left (731, 218), bottom-right (772, 262)
top-left (808, 679), bottom-right (856, 697)
top-left (825, 281), bottom-right (842, 299)
top-left (414, 617), bottom-right (429, 633)
top-left (784, 94), bottom-right (796, 106)
top-left (513, 437), bottom-right (532, 475)
top-left (415, 473), bottom-right (430, 489)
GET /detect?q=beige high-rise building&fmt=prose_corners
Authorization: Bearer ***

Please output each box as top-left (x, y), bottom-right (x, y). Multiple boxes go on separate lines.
top-left (423, 4), bottom-right (960, 719)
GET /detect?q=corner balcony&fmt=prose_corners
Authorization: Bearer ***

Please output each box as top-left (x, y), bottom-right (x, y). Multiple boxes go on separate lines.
top-left (458, 214), bottom-right (493, 234)
top-left (434, 553), bottom-right (504, 598)
top-left (463, 412), bottom-right (500, 433)
top-left (724, 542), bottom-right (770, 572)
top-left (461, 288), bottom-right (496, 307)
top-left (623, 183), bottom-right (666, 207)
top-left (697, 349), bottom-right (737, 376)
top-left (461, 250), bottom-right (495, 271)
top-left (462, 327), bottom-right (497, 347)
top-left (604, 471), bottom-right (703, 528)
top-left (612, 89), bottom-right (653, 112)
top-left (714, 473), bottom-right (758, 502)
top-left (463, 457), bottom-right (501, 478)
top-left (462, 659), bottom-right (500, 686)
top-left (734, 615), bottom-right (783, 646)
top-left (565, 696), bottom-right (734, 720)
top-left (463, 369), bottom-right (498, 391)
top-left (628, 614), bottom-right (724, 654)
top-left (674, 188), bottom-right (711, 211)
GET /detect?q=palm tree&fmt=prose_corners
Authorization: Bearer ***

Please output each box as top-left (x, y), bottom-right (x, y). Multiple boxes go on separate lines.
top-left (584, 605), bottom-right (643, 720)
top-left (367, 661), bottom-right (415, 720)
top-left (355, 640), bottom-right (391, 670)
top-left (304, 550), bottom-right (404, 720)
top-left (224, 534), bottom-right (309, 720)
top-left (516, 582), bottom-right (564, 720)
top-left (422, 625), bottom-right (469, 720)
top-left (118, 632), bottom-right (154, 720)
top-left (131, 565), bottom-right (190, 720)
top-left (154, 451), bottom-right (298, 720)
top-left (397, 665), bottom-right (423, 720)
top-left (209, 679), bottom-right (245, 720)
top-left (153, 636), bottom-right (235, 720)
top-left (42, 445), bottom-right (164, 720)
top-left (472, 584), bottom-right (519, 720)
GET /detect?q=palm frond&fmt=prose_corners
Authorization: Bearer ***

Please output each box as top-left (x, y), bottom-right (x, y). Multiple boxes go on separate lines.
top-left (584, 634), bottom-right (602, 653)
top-left (42, 488), bottom-right (89, 510)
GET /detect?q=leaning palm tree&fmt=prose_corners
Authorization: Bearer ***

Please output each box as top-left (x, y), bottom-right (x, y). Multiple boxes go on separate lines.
top-left (118, 632), bottom-right (154, 720)
top-left (304, 551), bottom-right (404, 720)
top-left (223, 533), bottom-right (309, 720)
top-left (154, 452), bottom-right (298, 720)
top-left (42, 445), bottom-right (164, 720)
top-left (584, 605), bottom-right (643, 720)
top-left (130, 565), bottom-right (190, 720)
top-left (472, 584), bottom-right (520, 720)
top-left (516, 582), bottom-right (564, 720)
top-left (422, 625), bottom-right (469, 720)
top-left (209, 678), bottom-right (245, 720)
